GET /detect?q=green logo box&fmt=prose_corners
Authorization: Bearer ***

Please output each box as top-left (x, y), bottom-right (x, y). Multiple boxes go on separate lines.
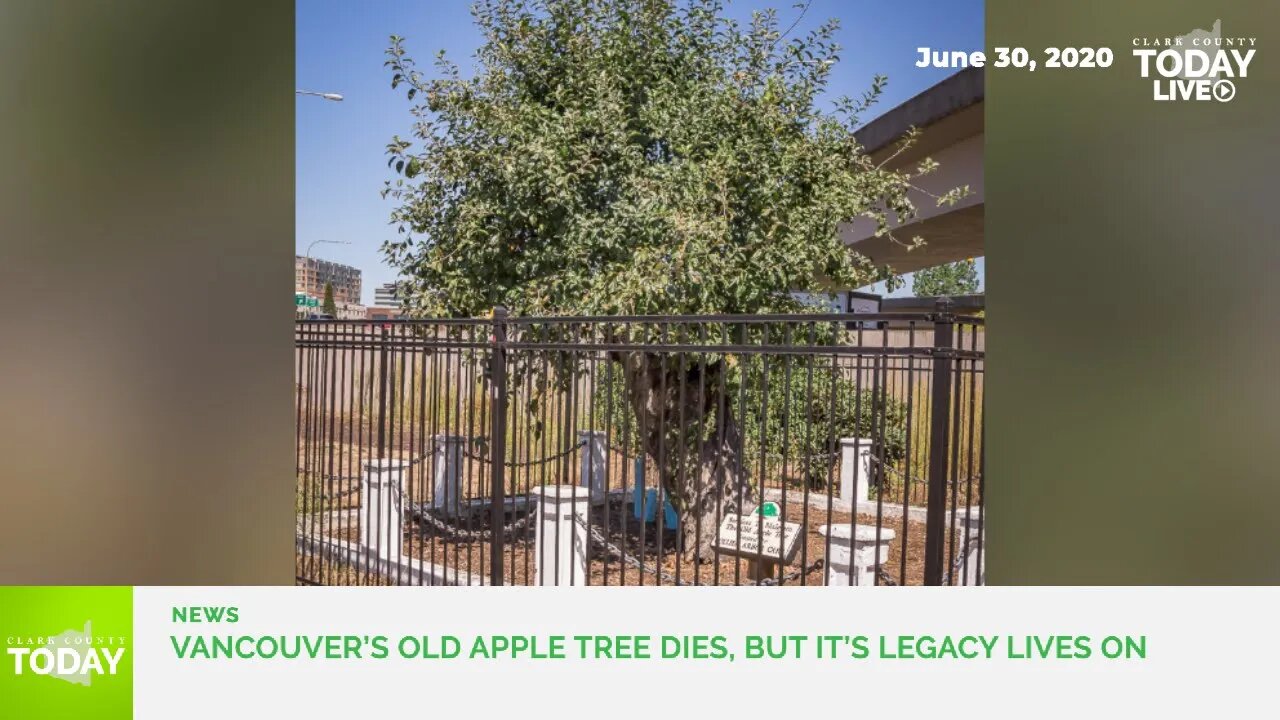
top-left (0, 587), bottom-right (133, 719)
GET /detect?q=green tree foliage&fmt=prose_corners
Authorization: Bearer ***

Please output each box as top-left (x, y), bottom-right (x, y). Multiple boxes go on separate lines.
top-left (912, 258), bottom-right (979, 297)
top-left (382, 0), bottom-right (964, 316)
top-left (322, 281), bottom-right (337, 317)
top-left (745, 359), bottom-right (906, 488)
top-left (381, 0), bottom-right (961, 555)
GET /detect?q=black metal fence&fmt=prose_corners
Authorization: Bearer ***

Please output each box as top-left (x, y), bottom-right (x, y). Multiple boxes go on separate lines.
top-left (295, 303), bottom-right (984, 586)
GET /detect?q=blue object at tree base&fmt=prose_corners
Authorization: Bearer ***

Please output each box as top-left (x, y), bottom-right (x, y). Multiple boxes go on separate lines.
top-left (632, 456), bottom-right (679, 529)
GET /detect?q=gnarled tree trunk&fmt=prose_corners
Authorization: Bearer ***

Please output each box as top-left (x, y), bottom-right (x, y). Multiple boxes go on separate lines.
top-left (615, 351), bottom-right (752, 561)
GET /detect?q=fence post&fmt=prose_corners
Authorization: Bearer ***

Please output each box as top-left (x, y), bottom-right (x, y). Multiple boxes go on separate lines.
top-left (924, 297), bottom-right (956, 585)
top-left (488, 307), bottom-right (508, 586)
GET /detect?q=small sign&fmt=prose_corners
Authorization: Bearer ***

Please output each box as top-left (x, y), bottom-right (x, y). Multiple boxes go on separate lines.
top-left (713, 513), bottom-right (801, 563)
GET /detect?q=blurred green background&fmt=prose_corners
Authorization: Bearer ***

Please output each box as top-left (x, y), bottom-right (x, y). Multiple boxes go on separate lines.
top-left (1, 1), bottom-right (1277, 584)
top-left (0, 2), bottom-right (294, 583)
top-left (987, 0), bottom-right (1280, 582)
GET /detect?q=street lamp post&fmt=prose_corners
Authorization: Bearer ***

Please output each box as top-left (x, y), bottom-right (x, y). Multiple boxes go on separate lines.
top-left (298, 90), bottom-right (346, 317)
top-left (305, 239), bottom-right (350, 263)
top-left (296, 90), bottom-right (344, 101)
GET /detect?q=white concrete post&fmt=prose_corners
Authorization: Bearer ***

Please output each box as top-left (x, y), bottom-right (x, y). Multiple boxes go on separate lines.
top-left (531, 485), bottom-right (590, 586)
top-left (957, 526), bottom-right (985, 586)
top-left (839, 438), bottom-right (875, 503)
top-left (361, 459), bottom-right (408, 563)
top-left (817, 524), bottom-right (895, 586)
top-left (431, 434), bottom-right (465, 516)
top-left (578, 430), bottom-right (607, 500)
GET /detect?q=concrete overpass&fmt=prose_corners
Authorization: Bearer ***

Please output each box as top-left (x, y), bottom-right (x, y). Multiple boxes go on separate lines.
top-left (840, 67), bottom-right (984, 274)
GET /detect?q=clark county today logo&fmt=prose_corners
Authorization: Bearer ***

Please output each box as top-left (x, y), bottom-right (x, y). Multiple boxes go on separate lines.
top-left (6, 621), bottom-right (128, 686)
top-left (1133, 19), bottom-right (1256, 102)
top-left (1, 587), bottom-right (132, 718)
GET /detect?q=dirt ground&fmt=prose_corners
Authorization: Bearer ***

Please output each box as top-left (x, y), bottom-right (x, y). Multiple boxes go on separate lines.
top-left (298, 499), bottom-right (974, 587)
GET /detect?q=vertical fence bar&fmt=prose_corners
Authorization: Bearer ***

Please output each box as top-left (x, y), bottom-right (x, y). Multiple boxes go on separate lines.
top-left (924, 298), bottom-right (956, 585)
top-left (489, 307), bottom-right (508, 586)
top-left (377, 324), bottom-right (389, 461)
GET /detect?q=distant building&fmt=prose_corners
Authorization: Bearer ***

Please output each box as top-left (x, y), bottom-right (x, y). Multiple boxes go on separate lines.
top-left (879, 294), bottom-right (983, 314)
top-left (373, 282), bottom-right (402, 309)
top-left (790, 291), bottom-right (845, 313)
top-left (789, 290), bottom-right (883, 314)
top-left (366, 306), bottom-right (402, 321)
top-left (845, 292), bottom-right (984, 331)
top-left (295, 256), bottom-right (362, 305)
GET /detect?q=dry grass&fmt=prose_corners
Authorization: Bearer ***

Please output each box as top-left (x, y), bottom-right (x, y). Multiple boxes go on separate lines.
top-left (295, 554), bottom-right (391, 586)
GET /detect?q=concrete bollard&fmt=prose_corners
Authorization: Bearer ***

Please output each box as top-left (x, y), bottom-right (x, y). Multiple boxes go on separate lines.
top-left (957, 526), bottom-right (985, 586)
top-left (839, 438), bottom-right (875, 503)
top-left (361, 459), bottom-right (408, 563)
top-left (578, 430), bottom-right (607, 501)
top-left (817, 524), bottom-right (895, 586)
top-left (431, 434), bottom-right (465, 516)
top-left (530, 485), bottom-right (590, 586)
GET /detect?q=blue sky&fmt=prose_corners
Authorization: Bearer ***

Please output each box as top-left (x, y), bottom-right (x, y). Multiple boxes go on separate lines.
top-left (297, 0), bottom-right (984, 304)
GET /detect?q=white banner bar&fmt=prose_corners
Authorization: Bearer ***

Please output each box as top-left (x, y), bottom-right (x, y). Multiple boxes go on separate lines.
top-left (134, 587), bottom-right (1279, 719)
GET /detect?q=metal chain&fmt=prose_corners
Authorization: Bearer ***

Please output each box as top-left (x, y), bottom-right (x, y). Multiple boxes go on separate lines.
top-left (758, 448), bottom-right (840, 464)
top-left (587, 525), bottom-right (692, 585)
top-left (875, 566), bottom-right (899, 586)
top-left (754, 558), bottom-right (825, 586)
top-left (606, 439), bottom-right (638, 456)
top-left (411, 507), bottom-right (535, 543)
top-left (939, 552), bottom-right (965, 587)
top-left (301, 436), bottom-right (591, 484)
top-left (939, 530), bottom-right (980, 586)
top-left (296, 469), bottom-right (363, 500)
top-left (868, 455), bottom-right (927, 489)
top-left (296, 452), bottom-right (433, 479)
top-left (318, 485), bottom-right (361, 501)
top-left (869, 455), bottom-right (981, 492)
top-left (298, 469), bottom-right (363, 484)
top-left (464, 439), bottom-right (586, 468)
top-left (605, 441), bottom-right (839, 465)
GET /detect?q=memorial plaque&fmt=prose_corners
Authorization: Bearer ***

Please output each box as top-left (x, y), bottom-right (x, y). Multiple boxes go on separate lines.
top-left (712, 513), bottom-right (802, 563)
